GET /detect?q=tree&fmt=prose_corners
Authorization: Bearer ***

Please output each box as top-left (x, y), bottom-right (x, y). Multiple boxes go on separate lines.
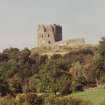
top-left (70, 61), bottom-right (87, 91)
top-left (95, 37), bottom-right (105, 82)
top-left (34, 59), bottom-right (72, 95)
top-left (0, 77), bottom-right (10, 96)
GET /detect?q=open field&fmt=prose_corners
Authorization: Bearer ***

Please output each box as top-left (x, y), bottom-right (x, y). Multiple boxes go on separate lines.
top-left (69, 89), bottom-right (105, 105)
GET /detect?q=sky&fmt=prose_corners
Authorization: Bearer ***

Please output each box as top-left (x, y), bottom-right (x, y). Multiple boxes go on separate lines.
top-left (0, 0), bottom-right (105, 50)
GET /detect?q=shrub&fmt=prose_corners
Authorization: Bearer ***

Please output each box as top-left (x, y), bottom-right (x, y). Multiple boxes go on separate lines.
top-left (16, 93), bottom-right (43, 105)
top-left (25, 93), bottom-right (43, 105)
top-left (0, 79), bottom-right (10, 96)
top-left (94, 37), bottom-right (105, 82)
top-left (71, 80), bottom-right (84, 92)
top-left (0, 95), bottom-right (16, 105)
top-left (44, 95), bottom-right (92, 105)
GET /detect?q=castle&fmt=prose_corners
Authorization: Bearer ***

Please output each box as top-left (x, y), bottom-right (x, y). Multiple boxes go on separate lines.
top-left (37, 24), bottom-right (85, 47)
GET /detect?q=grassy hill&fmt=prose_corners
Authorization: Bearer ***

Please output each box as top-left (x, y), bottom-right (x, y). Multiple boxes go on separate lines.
top-left (0, 44), bottom-right (102, 105)
top-left (31, 44), bottom-right (97, 55)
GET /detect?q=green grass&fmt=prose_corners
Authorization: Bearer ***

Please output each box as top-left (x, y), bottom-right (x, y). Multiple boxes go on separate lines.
top-left (69, 89), bottom-right (105, 105)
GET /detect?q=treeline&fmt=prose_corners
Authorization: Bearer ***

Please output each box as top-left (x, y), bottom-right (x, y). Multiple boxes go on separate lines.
top-left (0, 46), bottom-right (96, 96)
top-left (0, 37), bottom-right (105, 105)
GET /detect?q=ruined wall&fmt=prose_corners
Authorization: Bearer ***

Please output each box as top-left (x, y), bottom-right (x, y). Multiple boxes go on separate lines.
top-left (37, 24), bottom-right (62, 47)
top-left (37, 24), bottom-right (85, 47)
top-left (55, 38), bottom-right (85, 46)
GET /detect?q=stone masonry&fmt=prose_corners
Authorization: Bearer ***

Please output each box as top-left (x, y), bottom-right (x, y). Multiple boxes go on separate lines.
top-left (37, 24), bottom-right (85, 47)
top-left (37, 24), bottom-right (62, 47)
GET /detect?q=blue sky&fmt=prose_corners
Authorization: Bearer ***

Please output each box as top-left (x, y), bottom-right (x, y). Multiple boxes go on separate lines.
top-left (0, 0), bottom-right (105, 50)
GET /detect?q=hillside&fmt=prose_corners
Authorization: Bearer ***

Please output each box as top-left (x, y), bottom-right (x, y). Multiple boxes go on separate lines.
top-left (31, 44), bottom-right (97, 56)
top-left (0, 42), bottom-right (105, 105)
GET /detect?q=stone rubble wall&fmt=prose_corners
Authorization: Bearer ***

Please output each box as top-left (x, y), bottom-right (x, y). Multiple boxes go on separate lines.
top-left (37, 24), bottom-right (85, 47)
top-left (55, 38), bottom-right (85, 46)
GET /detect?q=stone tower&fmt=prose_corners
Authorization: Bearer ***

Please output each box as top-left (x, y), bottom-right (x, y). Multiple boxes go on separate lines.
top-left (37, 24), bottom-right (62, 47)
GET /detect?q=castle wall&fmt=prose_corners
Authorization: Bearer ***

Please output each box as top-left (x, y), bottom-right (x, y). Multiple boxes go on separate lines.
top-left (37, 24), bottom-right (85, 47)
top-left (37, 24), bottom-right (62, 47)
top-left (55, 38), bottom-right (85, 46)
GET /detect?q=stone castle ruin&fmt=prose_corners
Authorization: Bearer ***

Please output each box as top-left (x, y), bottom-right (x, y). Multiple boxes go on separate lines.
top-left (37, 24), bottom-right (85, 47)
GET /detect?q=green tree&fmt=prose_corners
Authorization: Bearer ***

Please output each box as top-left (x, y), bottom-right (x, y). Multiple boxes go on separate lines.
top-left (31, 59), bottom-right (72, 95)
top-left (70, 61), bottom-right (87, 91)
top-left (0, 78), bottom-right (10, 96)
top-left (95, 37), bottom-right (105, 82)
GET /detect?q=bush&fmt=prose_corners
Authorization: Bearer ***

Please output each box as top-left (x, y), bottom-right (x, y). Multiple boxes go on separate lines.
top-left (44, 95), bottom-right (92, 105)
top-left (71, 80), bottom-right (84, 92)
top-left (16, 93), bottom-right (43, 105)
top-left (94, 37), bottom-right (105, 82)
top-left (25, 93), bottom-right (43, 105)
top-left (0, 95), bottom-right (16, 105)
top-left (0, 79), bottom-right (10, 96)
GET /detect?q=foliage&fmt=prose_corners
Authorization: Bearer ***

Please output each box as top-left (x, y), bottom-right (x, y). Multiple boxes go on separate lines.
top-left (44, 95), bottom-right (92, 105)
top-left (0, 95), bottom-right (16, 105)
top-left (0, 78), bottom-right (10, 96)
top-left (70, 61), bottom-right (88, 92)
top-left (94, 37), bottom-right (105, 82)
top-left (0, 46), bottom-right (98, 105)
top-left (28, 59), bottom-right (72, 95)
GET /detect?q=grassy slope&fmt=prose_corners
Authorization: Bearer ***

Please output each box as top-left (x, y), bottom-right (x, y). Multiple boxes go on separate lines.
top-left (31, 44), bottom-right (97, 55)
top-left (69, 89), bottom-right (105, 105)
